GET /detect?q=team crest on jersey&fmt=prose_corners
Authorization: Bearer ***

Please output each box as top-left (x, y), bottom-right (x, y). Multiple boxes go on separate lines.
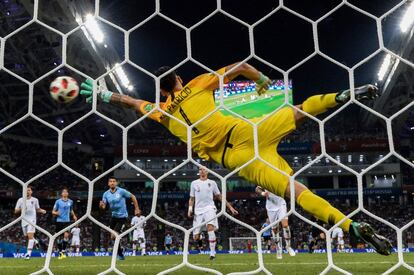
top-left (208, 183), bottom-right (211, 187)
top-left (195, 185), bottom-right (200, 192)
top-left (116, 194), bottom-right (121, 198)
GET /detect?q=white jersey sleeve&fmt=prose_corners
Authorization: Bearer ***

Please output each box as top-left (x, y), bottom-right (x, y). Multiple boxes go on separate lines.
top-left (212, 181), bottom-right (220, 196)
top-left (190, 181), bottom-right (195, 197)
top-left (34, 198), bottom-right (40, 210)
top-left (15, 198), bottom-right (23, 210)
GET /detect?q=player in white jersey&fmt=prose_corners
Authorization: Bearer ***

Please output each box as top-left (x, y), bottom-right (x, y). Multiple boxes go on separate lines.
top-left (70, 225), bottom-right (81, 253)
top-left (131, 213), bottom-right (146, 256)
top-left (188, 166), bottom-right (238, 260)
top-left (256, 186), bottom-right (296, 259)
top-left (14, 186), bottom-right (47, 260)
top-left (331, 227), bottom-right (345, 252)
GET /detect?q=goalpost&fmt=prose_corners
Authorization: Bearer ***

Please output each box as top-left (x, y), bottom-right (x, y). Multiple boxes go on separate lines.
top-left (0, 0), bottom-right (414, 275)
top-left (229, 237), bottom-right (258, 251)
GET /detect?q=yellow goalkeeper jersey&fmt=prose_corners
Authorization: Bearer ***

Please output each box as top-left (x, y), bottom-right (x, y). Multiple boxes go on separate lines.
top-left (139, 68), bottom-right (238, 160)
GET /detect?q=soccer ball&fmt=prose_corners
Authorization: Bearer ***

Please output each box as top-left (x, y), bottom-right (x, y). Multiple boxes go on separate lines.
top-left (49, 76), bottom-right (79, 103)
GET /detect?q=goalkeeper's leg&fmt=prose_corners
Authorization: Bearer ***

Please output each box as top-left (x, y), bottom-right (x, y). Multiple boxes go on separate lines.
top-left (295, 84), bottom-right (379, 120)
top-left (286, 181), bottom-right (392, 256)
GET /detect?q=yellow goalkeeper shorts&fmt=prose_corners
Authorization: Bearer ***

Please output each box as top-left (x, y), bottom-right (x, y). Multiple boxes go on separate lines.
top-left (208, 107), bottom-right (296, 197)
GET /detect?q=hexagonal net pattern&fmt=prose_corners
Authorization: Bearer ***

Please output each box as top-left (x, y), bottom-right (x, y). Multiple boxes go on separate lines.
top-left (1, 0), bottom-right (414, 274)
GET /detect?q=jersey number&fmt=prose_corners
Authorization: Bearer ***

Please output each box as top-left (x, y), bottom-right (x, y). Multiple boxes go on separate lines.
top-left (179, 107), bottom-right (200, 134)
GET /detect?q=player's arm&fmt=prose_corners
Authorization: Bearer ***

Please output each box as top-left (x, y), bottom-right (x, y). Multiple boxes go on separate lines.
top-left (130, 194), bottom-right (141, 216)
top-left (36, 200), bottom-right (46, 214)
top-left (14, 199), bottom-right (22, 215)
top-left (224, 62), bottom-right (271, 95)
top-left (255, 186), bottom-right (268, 198)
top-left (71, 210), bottom-right (78, 221)
top-left (214, 194), bottom-right (238, 216)
top-left (52, 201), bottom-right (59, 216)
top-left (99, 194), bottom-right (107, 210)
top-left (79, 79), bottom-right (147, 113)
top-left (188, 196), bottom-right (195, 218)
top-left (188, 181), bottom-right (195, 218)
top-left (36, 208), bottom-right (47, 214)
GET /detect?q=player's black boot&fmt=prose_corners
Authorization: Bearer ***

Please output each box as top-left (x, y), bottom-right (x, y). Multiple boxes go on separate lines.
top-left (335, 84), bottom-right (379, 104)
top-left (350, 222), bottom-right (392, 256)
top-left (209, 255), bottom-right (216, 260)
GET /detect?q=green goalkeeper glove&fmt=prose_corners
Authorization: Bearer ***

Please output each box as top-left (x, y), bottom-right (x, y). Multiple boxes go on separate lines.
top-left (255, 72), bottom-right (271, 96)
top-left (80, 79), bottom-right (113, 103)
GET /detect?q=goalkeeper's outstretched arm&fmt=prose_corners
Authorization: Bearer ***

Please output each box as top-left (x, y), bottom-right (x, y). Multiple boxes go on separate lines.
top-left (215, 62), bottom-right (271, 95)
top-left (80, 79), bottom-right (147, 114)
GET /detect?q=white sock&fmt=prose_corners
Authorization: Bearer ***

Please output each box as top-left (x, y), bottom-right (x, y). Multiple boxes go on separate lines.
top-left (133, 243), bottom-right (137, 251)
top-left (339, 239), bottom-right (344, 250)
top-left (283, 227), bottom-right (291, 248)
top-left (27, 239), bottom-right (34, 256)
top-left (76, 247), bottom-right (80, 253)
top-left (140, 243), bottom-right (146, 254)
top-left (208, 231), bottom-right (216, 256)
top-left (275, 233), bottom-right (282, 250)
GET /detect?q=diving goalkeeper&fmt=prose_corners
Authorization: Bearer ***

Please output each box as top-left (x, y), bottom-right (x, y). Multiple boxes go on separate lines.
top-left (80, 63), bottom-right (391, 255)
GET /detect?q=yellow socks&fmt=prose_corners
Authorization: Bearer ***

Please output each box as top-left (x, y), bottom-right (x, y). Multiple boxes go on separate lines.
top-left (301, 93), bottom-right (338, 116)
top-left (297, 190), bottom-right (352, 232)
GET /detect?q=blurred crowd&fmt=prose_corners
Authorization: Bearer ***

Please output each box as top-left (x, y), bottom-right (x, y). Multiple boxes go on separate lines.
top-left (1, 194), bottom-right (414, 254)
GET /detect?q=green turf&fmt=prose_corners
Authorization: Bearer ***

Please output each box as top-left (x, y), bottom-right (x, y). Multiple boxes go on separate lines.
top-left (218, 93), bottom-right (291, 119)
top-left (0, 253), bottom-right (412, 275)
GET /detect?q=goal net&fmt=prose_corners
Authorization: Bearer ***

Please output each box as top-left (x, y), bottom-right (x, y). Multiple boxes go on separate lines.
top-left (0, 0), bottom-right (414, 275)
top-left (229, 237), bottom-right (258, 252)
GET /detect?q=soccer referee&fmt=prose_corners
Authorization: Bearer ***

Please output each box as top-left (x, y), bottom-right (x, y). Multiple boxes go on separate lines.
top-left (100, 176), bottom-right (141, 260)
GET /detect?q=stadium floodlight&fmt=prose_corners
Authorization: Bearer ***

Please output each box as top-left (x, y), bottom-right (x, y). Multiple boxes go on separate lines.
top-left (400, 1), bottom-right (414, 33)
top-left (377, 54), bottom-right (392, 81)
top-left (84, 14), bottom-right (104, 43)
top-left (114, 63), bottom-right (132, 90)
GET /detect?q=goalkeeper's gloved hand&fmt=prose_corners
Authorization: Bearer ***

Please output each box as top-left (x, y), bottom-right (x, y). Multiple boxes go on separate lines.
top-left (80, 79), bottom-right (113, 103)
top-left (255, 72), bottom-right (272, 96)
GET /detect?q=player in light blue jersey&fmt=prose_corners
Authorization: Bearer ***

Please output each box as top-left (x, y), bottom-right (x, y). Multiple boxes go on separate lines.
top-left (100, 176), bottom-right (141, 260)
top-left (52, 188), bottom-right (77, 259)
top-left (165, 233), bottom-right (173, 255)
top-left (262, 218), bottom-right (272, 251)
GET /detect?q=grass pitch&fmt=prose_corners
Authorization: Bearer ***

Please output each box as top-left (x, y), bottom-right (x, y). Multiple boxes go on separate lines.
top-left (219, 93), bottom-right (290, 119)
top-left (0, 253), bottom-right (412, 275)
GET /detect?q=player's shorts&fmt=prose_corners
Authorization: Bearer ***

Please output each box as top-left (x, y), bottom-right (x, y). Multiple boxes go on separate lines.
top-left (207, 107), bottom-right (296, 197)
top-left (263, 235), bottom-right (271, 242)
top-left (109, 217), bottom-right (128, 233)
top-left (71, 237), bottom-right (80, 246)
top-left (331, 227), bottom-right (344, 239)
top-left (267, 204), bottom-right (288, 227)
top-left (133, 229), bottom-right (145, 242)
top-left (22, 223), bottom-right (36, 235)
top-left (193, 209), bottom-right (219, 235)
top-left (55, 222), bottom-right (71, 234)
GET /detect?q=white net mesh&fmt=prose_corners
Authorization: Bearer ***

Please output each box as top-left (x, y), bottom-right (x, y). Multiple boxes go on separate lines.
top-left (0, 0), bottom-right (414, 274)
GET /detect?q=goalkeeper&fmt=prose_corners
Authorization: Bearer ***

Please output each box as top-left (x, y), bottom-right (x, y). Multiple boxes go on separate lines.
top-left (80, 62), bottom-right (391, 255)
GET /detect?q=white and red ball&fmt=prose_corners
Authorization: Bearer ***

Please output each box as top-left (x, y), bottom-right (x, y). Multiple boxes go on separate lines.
top-left (49, 76), bottom-right (79, 103)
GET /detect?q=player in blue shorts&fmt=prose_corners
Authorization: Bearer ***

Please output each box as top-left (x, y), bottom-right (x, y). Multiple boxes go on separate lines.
top-left (52, 187), bottom-right (77, 259)
top-left (100, 176), bottom-right (141, 260)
